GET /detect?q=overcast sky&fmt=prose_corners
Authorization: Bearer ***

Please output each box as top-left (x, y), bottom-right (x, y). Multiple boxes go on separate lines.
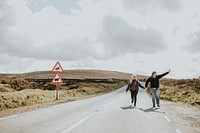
top-left (0, 0), bottom-right (200, 79)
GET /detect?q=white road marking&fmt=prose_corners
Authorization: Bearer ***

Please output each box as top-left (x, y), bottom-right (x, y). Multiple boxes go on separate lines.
top-left (61, 112), bottom-right (97, 133)
top-left (60, 94), bottom-right (122, 133)
top-left (0, 115), bottom-right (18, 121)
top-left (164, 116), bottom-right (171, 122)
top-left (175, 129), bottom-right (183, 133)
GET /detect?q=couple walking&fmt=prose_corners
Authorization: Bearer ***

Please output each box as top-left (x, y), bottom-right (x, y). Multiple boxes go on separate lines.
top-left (126, 70), bottom-right (171, 109)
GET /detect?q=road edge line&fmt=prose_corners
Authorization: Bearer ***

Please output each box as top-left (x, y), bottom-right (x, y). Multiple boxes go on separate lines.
top-left (0, 115), bottom-right (18, 121)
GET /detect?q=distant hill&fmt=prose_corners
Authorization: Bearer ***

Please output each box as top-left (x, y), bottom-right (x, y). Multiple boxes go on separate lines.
top-left (0, 70), bottom-right (147, 80)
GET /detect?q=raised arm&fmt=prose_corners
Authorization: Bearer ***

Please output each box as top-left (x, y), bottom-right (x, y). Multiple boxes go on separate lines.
top-left (157, 70), bottom-right (170, 79)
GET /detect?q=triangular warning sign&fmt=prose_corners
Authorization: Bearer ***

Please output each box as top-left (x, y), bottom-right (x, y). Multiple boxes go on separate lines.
top-left (52, 73), bottom-right (63, 84)
top-left (52, 61), bottom-right (64, 72)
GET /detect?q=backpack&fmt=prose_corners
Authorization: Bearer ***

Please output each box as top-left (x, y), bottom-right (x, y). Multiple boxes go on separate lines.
top-left (130, 80), bottom-right (138, 91)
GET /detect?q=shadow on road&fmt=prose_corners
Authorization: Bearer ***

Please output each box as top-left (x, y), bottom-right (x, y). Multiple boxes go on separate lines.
top-left (121, 105), bottom-right (134, 110)
top-left (138, 107), bottom-right (165, 114)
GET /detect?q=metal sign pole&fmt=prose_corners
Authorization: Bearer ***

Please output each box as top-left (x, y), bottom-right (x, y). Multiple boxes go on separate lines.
top-left (52, 61), bottom-right (63, 100)
top-left (56, 84), bottom-right (59, 100)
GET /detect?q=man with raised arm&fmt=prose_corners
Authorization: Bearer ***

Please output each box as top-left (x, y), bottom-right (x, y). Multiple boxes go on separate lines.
top-left (145, 69), bottom-right (171, 109)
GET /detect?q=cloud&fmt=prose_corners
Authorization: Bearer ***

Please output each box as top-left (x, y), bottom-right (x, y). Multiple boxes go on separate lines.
top-left (0, 0), bottom-right (199, 79)
top-left (0, 52), bottom-right (35, 73)
top-left (0, 1), bottom-right (166, 62)
top-left (0, 31), bottom-right (98, 61)
top-left (25, 0), bottom-right (81, 14)
top-left (0, 57), bottom-right (34, 73)
top-left (186, 31), bottom-right (200, 53)
top-left (0, 0), bottom-right (16, 27)
top-left (122, 0), bottom-right (183, 13)
top-left (173, 26), bottom-right (182, 35)
top-left (191, 12), bottom-right (200, 19)
top-left (158, 0), bottom-right (183, 12)
top-left (0, 0), bottom-right (99, 62)
top-left (187, 69), bottom-right (197, 72)
top-left (70, 60), bottom-right (95, 68)
top-left (97, 15), bottom-right (167, 57)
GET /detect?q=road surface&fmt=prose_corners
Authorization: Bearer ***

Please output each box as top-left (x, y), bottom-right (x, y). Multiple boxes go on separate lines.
top-left (0, 86), bottom-right (200, 133)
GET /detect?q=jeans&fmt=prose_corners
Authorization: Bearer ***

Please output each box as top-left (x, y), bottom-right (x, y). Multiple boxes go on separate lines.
top-left (150, 88), bottom-right (160, 107)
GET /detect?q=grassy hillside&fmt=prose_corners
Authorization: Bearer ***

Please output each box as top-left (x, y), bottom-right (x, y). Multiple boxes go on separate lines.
top-left (160, 78), bottom-right (200, 107)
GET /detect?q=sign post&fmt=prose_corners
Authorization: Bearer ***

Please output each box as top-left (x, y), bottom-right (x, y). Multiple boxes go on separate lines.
top-left (51, 61), bottom-right (64, 100)
top-left (56, 84), bottom-right (59, 100)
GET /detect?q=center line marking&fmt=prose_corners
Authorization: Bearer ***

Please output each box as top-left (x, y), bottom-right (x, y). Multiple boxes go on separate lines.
top-left (175, 129), bottom-right (183, 133)
top-left (164, 116), bottom-right (171, 122)
top-left (61, 112), bottom-right (97, 133)
top-left (60, 93), bottom-right (123, 133)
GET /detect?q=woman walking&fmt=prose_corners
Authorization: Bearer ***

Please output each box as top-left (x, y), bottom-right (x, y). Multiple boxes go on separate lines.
top-left (126, 74), bottom-right (145, 107)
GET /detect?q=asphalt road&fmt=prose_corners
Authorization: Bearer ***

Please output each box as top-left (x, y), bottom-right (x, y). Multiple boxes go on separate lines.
top-left (0, 86), bottom-right (200, 133)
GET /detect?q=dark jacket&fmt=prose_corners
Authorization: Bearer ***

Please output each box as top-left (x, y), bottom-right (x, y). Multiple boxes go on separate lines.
top-left (145, 72), bottom-right (169, 88)
top-left (126, 80), bottom-right (145, 92)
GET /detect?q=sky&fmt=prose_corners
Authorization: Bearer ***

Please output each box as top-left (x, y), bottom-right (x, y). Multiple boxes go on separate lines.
top-left (0, 0), bottom-right (200, 79)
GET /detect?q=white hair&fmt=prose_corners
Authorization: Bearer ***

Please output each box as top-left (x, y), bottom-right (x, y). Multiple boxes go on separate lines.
top-left (130, 74), bottom-right (137, 83)
top-left (131, 74), bottom-right (137, 79)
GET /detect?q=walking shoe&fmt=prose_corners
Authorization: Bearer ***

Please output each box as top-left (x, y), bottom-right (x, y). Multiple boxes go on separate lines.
top-left (152, 106), bottom-right (156, 109)
top-left (157, 105), bottom-right (160, 108)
